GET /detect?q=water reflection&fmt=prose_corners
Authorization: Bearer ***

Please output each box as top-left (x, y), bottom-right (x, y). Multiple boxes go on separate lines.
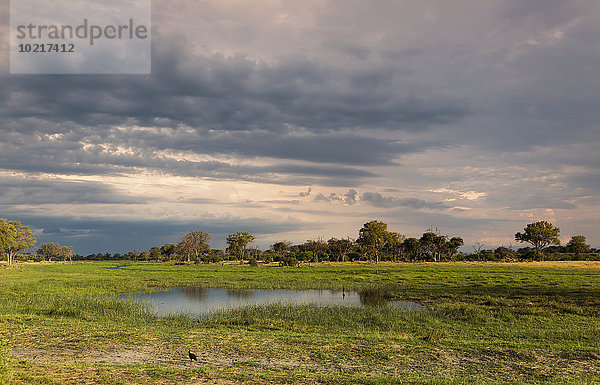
top-left (359, 289), bottom-right (390, 307)
top-left (180, 287), bottom-right (209, 300)
top-left (226, 289), bottom-right (252, 299)
top-left (124, 287), bottom-right (423, 316)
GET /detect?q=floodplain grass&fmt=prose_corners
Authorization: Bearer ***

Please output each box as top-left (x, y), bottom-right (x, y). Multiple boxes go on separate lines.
top-left (0, 261), bottom-right (599, 384)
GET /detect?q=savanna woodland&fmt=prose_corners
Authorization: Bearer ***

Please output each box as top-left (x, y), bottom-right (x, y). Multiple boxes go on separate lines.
top-left (1, 218), bottom-right (599, 384)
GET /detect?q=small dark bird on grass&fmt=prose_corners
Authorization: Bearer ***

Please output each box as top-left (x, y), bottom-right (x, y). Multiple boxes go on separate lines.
top-left (188, 349), bottom-right (197, 361)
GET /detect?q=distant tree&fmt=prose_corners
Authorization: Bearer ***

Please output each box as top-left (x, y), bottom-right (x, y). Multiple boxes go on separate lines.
top-left (402, 237), bottom-right (421, 261)
top-left (139, 250), bottom-right (150, 261)
top-left (327, 237), bottom-right (355, 262)
top-left (420, 229), bottom-right (447, 262)
top-left (125, 249), bottom-right (141, 261)
top-left (37, 242), bottom-right (73, 263)
top-left (270, 241), bottom-right (291, 257)
top-left (494, 246), bottom-right (514, 260)
top-left (161, 243), bottom-right (176, 259)
top-left (206, 249), bottom-right (225, 263)
top-left (384, 232), bottom-right (405, 262)
top-left (0, 219), bottom-right (36, 266)
top-left (472, 242), bottom-right (484, 261)
top-left (446, 237), bottom-right (464, 258)
top-left (149, 246), bottom-right (162, 260)
top-left (300, 238), bottom-right (329, 261)
top-left (357, 220), bottom-right (390, 263)
top-left (0, 219), bottom-right (17, 264)
top-left (59, 245), bottom-right (74, 264)
top-left (226, 232), bottom-right (256, 262)
top-left (37, 242), bottom-right (61, 261)
top-left (246, 247), bottom-right (261, 260)
top-left (566, 235), bottom-right (590, 256)
top-left (177, 230), bottom-right (211, 263)
top-left (515, 221), bottom-right (560, 261)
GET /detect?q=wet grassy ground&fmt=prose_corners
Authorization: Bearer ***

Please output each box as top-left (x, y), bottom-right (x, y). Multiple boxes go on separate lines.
top-left (1, 261), bottom-right (599, 384)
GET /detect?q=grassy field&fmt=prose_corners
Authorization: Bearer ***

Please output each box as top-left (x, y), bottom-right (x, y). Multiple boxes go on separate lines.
top-left (0, 261), bottom-right (599, 384)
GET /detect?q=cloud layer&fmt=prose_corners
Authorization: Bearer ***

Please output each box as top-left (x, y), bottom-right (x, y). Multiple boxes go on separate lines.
top-left (1, 0), bottom-right (599, 253)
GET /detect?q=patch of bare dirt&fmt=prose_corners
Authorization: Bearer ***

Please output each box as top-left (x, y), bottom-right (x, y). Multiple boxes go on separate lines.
top-left (9, 344), bottom-right (600, 381)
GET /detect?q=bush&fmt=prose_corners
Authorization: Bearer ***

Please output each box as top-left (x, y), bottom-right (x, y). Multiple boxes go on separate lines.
top-left (296, 251), bottom-right (313, 262)
top-left (201, 253), bottom-right (224, 263)
top-left (248, 258), bottom-right (259, 267)
top-left (279, 256), bottom-right (298, 267)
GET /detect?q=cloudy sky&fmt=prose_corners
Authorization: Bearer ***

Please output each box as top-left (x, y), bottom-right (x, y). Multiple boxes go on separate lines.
top-left (1, 0), bottom-right (599, 255)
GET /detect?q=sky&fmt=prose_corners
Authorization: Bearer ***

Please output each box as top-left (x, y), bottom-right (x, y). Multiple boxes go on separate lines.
top-left (1, 0), bottom-right (599, 255)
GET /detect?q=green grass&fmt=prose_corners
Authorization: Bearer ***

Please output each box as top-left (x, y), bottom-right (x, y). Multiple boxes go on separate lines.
top-left (0, 261), bottom-right (599, 384)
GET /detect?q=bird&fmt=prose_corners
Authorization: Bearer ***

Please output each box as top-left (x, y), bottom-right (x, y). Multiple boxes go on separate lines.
top-left (188, 349), bottom-right (197, 362)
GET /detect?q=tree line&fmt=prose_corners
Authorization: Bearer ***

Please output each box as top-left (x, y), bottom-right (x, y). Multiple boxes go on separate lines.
top-left (0, 218), bottom-right (597, 265)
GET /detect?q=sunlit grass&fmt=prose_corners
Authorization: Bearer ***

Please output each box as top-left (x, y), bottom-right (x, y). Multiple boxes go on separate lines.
top-left (0, 261), bottom-right (599, 384)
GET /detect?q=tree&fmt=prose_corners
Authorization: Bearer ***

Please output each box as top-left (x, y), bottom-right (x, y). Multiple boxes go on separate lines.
top-left (300, 238), bottom-right (329, 261)
top-left (177, 230), bottom-right (211, 263)
top-left (357, 220), bottom-right (390, 263)
top-left (384, 232), bottom-right (405, 262)
top-left (37, 242), bottom-right (74, 263)
top-left (566, 235), bottom-right (590, 256)
top-left (226, 232), bottom-right (255, 262)
top-left (37, 242), bottom-right (60, 261)
top-left (0, 219), bottom-right (36, 266)
top-left (472, 242), bottom-right (484, 261)
top-left (515, 221), bottom-right (560, 261)
top-left (446, 237), bottom-right (464, 258)
top-left (0, 219), bottom-right (16, 265)
top-left (420, 230), bottom-right (447, 262)
top-left (270, 241), bottom-right (291, 257)
top-left (327, 237), bottom-right (355, 262)
top-left (126, 249), bottom-right (141, 261)
top-left (59, 245), bottom-right (74, 264)
top-left (161, 243), bottom-right (176, 260)
top-left (402, 237), bottom-right (421, 261)
top-left (139, 250), bottom-right (150, 261)
top-left (149, 246), bottom-right (162, 260)
top-left (494, 246), bottom-right (514, 260)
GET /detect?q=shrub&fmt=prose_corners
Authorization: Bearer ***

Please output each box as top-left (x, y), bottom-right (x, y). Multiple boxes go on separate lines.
top-left (279, 256), bottom-right (298, 267)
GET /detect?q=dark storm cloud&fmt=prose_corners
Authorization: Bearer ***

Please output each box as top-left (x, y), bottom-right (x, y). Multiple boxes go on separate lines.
top-left (117, 128), bottom-right (420, 167)
top-left (0, 129), bottom-right (378, 184)
top-left (0, 176), bottom-right (145, 204)
top-left (1, 209), bottom-right (308, 255)
top-left (0, 25), bottom-right (467, 182)
top-left (0, 34), bottom-right (468, 134)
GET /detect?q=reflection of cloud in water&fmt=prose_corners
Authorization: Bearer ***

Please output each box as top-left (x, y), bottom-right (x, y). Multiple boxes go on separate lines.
top-left (226, 289), bottom-right (253, 299)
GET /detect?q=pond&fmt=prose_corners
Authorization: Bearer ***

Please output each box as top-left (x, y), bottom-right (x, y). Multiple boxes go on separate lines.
top-left (124, 287), bottom-right (423, 316)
